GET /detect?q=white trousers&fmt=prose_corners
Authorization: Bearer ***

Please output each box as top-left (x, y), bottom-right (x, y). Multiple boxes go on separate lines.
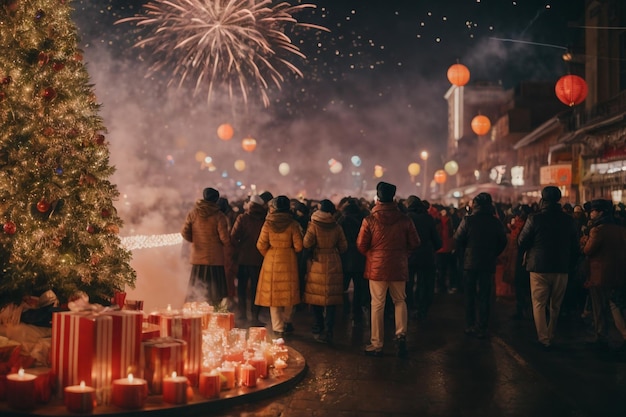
top-left (269, 306), bottom-right (294, 333)
top-left (530, 272), bottom-right (568, 346)
top-left (369, 280), bottom-right (407, 349)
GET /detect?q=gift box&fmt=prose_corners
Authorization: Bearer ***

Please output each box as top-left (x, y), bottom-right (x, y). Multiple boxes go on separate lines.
top-left (51, 310), bottom-right (142, 404)
top-left (142, 337), bottom-right (186, 395)
top-left (158, 315), bottom-right (202, 386)
top-left (209, 312), bottom-right (235, 332)
top-left (141, 322), bottom-right (160, 341)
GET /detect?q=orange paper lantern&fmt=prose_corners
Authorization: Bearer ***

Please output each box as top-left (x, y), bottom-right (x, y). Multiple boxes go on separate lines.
top-left (217, 123), bottom-right (234, 140)
top-left (555, 75), bottom-right (588, 107)
top-left (471, 115), bottom-right (491, 136)
top-left (241, 137), bottom-right (257, 152)
top-left (447, 63), bottom-right (470, 87)
top-left (434, 170), bottom-right (447, 184)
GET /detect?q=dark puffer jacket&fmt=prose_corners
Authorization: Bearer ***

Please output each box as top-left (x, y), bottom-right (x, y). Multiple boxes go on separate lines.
top-left (356, 202), bottom-right (421, 282)
top-left (454, 204), bottom-right (507, 272)
top-left (230, 202), bottom-right (267, 266)
top-left (517, 202), bottom-right (579, 273)
top-left (406, 201), bottom-right (442, 268)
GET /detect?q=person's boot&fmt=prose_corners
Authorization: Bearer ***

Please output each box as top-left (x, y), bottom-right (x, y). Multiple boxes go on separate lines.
top-left (394, 334), bottom-right (408, 358)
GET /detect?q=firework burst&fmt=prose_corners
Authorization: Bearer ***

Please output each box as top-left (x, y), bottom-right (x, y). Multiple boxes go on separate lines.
top-left (117, 0), bottom-right (328, 107)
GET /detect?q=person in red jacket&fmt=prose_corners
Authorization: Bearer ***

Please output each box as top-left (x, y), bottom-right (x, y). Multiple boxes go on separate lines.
top-left (357, 182), bottom-right (421, 357)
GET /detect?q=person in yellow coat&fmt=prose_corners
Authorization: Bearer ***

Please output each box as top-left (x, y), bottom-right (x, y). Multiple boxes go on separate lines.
top-left (303, 200), bottom-right (348, 344)
top-left (255, 196), bottom-right (304, 337)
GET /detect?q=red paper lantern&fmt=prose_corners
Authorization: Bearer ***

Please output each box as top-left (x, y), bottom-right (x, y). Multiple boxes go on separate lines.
top-left (447, 63), bottom-right (470, 87)
top-left (471, 115), bottom-right (491, 136)
top-left (555, 75), bottom-right (588, 107)
top-left (434, 170), bottom-right (447, 184)
top-left (217, 123), bottom-right (234, 141)
top-left (241, 137), bottom-right (257, 152)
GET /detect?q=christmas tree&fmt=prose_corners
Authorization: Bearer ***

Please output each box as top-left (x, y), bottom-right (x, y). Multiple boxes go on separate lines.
top-left (0, 0), bottom-right (136, 308)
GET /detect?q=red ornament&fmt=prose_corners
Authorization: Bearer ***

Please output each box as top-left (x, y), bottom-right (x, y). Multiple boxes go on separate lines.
top-left (94, 134), bottom-right (105, 145)
top-left (471, 115), bottom-right (491, 136)
top-left (447, 63), bottom-right (470, 87)
top-left (3, 221), bottom-right (16, 235)
top-left (52, 61), bottom-right (65, 71)
top-left (38, 52), bottom-right (50, 66)
top-left (555, 74), bottom-right (588, 107)
top-left (242, 137), bottom-right (257, 152)
top-left (86, 224), bottom-right (96, 234)
top-left (1, 76), bottom-right (11, 85)
top-left (36, 199), bottom-right (51, 213)
top-left (74, 53), bottom-right (83, 62)
top-left (101, 208), bottom-right (111, 218)
top-left (217, 123), bottom-right (234, 141)
top-left (42, 127), bottom-right (55, 136)
top-left (41, 87), bottom-right (56, 101)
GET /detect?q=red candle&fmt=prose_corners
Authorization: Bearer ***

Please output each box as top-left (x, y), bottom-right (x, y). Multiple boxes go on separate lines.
top-left (6, 368), bottom-right (36, 410)
top-left (162, 372), bottom-right (188, 404)
top-left (249, 355), bottom-right (268, 379)
top-left (198, 371), bottom-right (221, 399)
top-left (240, 364), bottom-right (257, 387)
top-left (64, 381), bottom-right (95, 413)
top-left (112, 374), bottom-right (147, 409)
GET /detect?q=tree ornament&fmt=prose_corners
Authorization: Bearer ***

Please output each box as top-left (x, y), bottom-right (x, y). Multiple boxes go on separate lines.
top-left (54, 166), bottom-right (63, 175)
top-left (106, 223), bottom-right (120, 234)
top-left (41, 87), bottom-right (56, 101)
top-left (471, 115), bottom-right (491, 136)
top-left (35, 9), bottom-right (46, 20)
top-left (36, 199), bottom-right (51, 213)
top-left (217, 123), bottom-right (234, 141)
top-left (447, 63), bottom-right (470, 86)
top-left (1, 76), bottom-right (11, 85)
top-left (101, 208), bottom-right (111, 218)
top-left (52, 61), bottom-right (65, 71)
top-left (3, 221), bottom-right (17, 235)
top-left (86, 224), bottom-right (96, 234)
top-left (93, 133), bottom-right (105, 145)
top-left (555, 74), bottom-right (588, 107)
top-left (74, 52), bottom-right (83, 62)
top-left (38, 52), bottom-right (50, 66)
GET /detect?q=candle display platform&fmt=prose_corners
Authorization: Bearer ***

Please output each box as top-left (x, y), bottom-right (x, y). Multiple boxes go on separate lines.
top-left (0, 347), bottom-right (306, 417)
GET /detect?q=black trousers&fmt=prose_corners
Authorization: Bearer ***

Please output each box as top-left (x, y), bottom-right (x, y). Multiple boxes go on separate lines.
top-left (407, 264), bottom-right (436, 318)
top-left (464, 270), bottom-right (494, 330)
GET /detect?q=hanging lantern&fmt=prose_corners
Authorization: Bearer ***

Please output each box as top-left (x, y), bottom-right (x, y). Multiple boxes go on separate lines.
top-left (329, 160), bottom-right (343, 174)
top-left (408, 163), bottom-right (420, 177)
top-left (374, 165), bottom-right (384, 178)
top-left (555, 74), bottom-right (588, 107)
top-left (434, 170), bottom-right (447, 184)
top-left (447, 63), bottom-right (470, 87)
top-left (217, 123), bottom-right (234, 140)
top-left (234, 159), bottom-right (246, 171)
top-left (444, 160), bottom-right (459, 176)
top-left (471, 115), bottom-right (491, 136)
top-left (241, 137), bottom-right (257, 152)
top-left (278, 162), bottom-right (290, 176)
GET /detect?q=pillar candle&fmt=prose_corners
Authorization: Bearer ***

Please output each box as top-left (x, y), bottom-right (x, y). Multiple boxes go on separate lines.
top-left (162, 372), bottom-right (188, 404)
top-left (240, 364), bottom-right (257, 387)
top-left (64, 381), bottom-right (95, 413)
top-left (274, 358), bottom-right (287, 377)
top-left (198, 371), bottom-right (221, 399)
top-left (218, 364), bottom-right (236, 390)
top-left (112, 374), bottom-right (148, 409)
top-left (249, 355), bottom-right (268, 379)
top-left (6, 368), bottom-right (36, 410)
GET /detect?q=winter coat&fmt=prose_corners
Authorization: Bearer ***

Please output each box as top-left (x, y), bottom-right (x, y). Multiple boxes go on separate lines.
top-left (181, 200), bottom-right (230, 265)
top-left (406, 203), bottom-right (442, 268)
top-left (337, 204), bottom-right (366, 273)
top-left (454, 205), bottom-right (507, 273)
top-left (230, 202), bottom-right (267, 266)
top-left (303, 210), bottom-right (349, 306)
top-left (436, 213), bottom-right (455, 254)
top-left (517, 202), bottom-right (579, 273)
top-left (255, 212), bottom-right (303, 307)
top-left (356, 202), bottom-right (421, 282)
top-left (583, 216), bottom-right (626, 288)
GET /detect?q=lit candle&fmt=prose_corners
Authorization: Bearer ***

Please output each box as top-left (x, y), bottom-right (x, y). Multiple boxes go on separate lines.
top-left (274, 358), bottom-right (287, 377)
top-left (198, 370), bottom-right (221, 399)
top-left (6, 368), bottom-right (37, 410)
top-left (162, 371), bottom-right (188, 404)
top-left (64, 381), bottom-right (95, 413)
top-left (218, 364), bottom-right (236, 390)
top-left (240, 363), bottom-right (257, 387)
top-left (249, 355), bottom-right (268, 379)
top-left (112, 373), bottom-right (148, 410)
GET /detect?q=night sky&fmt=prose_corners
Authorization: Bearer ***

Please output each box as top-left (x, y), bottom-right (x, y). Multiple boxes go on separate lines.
top-left (69, 0), bottom-right (584, 231)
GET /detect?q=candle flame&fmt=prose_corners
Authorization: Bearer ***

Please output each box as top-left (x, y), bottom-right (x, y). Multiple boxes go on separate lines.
top-left (171, 371), bottom-right (177, 378)
top-left (167, 304), bottom-right (172, 311)
top-left (80, 381), bottom-right (86, 389)
top-left (18, 368), bottom-right (24, 377)
top-left (128, 373), bottom-right (134, 383)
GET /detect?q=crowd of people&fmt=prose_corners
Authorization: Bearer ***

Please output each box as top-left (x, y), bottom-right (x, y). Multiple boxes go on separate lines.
top-left (180, 182), bottom-right (626, 357)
